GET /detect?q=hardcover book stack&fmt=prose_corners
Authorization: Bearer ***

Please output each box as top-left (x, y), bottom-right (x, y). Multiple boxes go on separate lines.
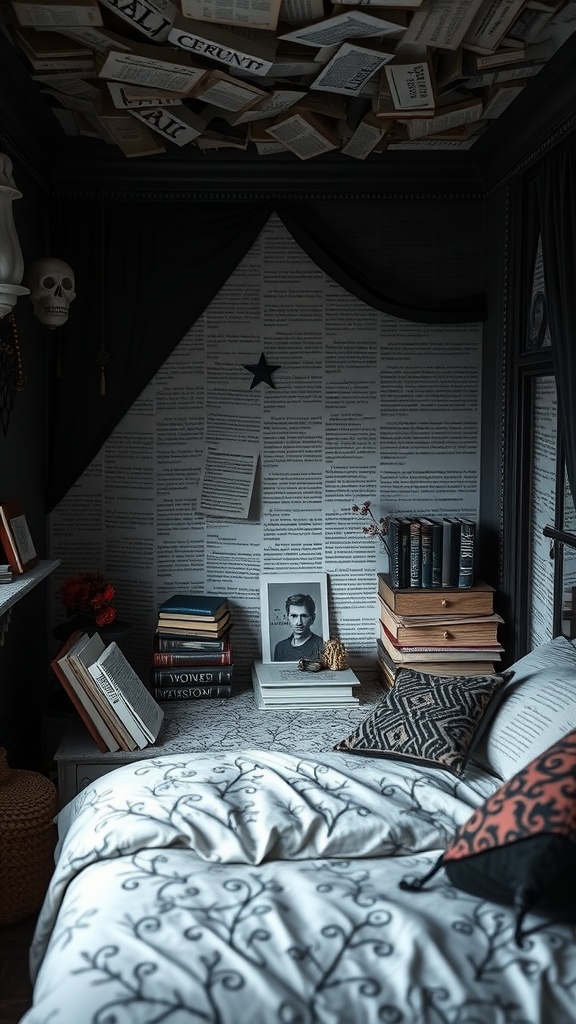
top-left (387, 515), bottom-right (476, 589)
top-left (152, 593), bottom-right (234, 701)
top-left (376, 573), bottom-right (504, 689)
top-left (52, 630), bottom-right (164, 752)
top-left (251, 660), bottom-right (361, 710)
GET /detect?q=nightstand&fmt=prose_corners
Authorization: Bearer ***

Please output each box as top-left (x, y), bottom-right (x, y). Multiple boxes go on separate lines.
top-left (54, 681), bottom-right (385, 806)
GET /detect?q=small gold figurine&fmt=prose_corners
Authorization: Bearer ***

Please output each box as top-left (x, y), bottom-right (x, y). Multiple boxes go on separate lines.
top-left (321, 637), bottom-right (348, 670)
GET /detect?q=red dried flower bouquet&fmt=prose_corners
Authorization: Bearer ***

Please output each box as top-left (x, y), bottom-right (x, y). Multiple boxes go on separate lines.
top-left (60, 572), bottom-right (117, 627)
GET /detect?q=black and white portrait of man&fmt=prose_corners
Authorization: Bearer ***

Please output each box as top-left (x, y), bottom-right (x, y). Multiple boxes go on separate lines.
top-left (260, 574), bottom-right (330, 664)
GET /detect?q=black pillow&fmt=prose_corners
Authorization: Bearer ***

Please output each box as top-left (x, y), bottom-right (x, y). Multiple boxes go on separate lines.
top-left (400, 728), bottom-right (576, 945)
top-left (334, 668), bottom-right (504, 777)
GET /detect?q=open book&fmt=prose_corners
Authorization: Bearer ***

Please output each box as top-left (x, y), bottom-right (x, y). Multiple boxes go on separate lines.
top-left (52, 631), bottom-right (164, 752)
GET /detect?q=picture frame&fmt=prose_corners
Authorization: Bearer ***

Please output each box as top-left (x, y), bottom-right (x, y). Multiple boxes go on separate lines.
top-left (0, 499), bottom-right (38, 574)
top-left (260, 572), bottom-right (330, 664)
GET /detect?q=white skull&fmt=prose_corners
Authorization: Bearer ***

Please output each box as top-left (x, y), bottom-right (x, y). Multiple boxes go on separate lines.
top-left (25, 257), bottom-right (76, 328)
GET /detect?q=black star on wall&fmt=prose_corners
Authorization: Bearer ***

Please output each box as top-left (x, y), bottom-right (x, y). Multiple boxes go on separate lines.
top-left (242, 352), bottom-right (281, 390)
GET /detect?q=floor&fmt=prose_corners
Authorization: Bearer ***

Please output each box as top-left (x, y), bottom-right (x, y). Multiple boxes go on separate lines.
top-left (0, 915), bottom-right (36, 1024)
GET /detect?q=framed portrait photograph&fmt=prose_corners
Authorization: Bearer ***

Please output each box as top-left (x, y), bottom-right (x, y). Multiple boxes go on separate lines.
top-left (260, 572), bottom-right (330, 664)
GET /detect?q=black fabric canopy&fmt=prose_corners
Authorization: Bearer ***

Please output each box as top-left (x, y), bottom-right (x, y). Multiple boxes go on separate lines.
top-left (536, 132), bottom-right (576, 513)
top-left (47, 195), bottom-right (487, 511)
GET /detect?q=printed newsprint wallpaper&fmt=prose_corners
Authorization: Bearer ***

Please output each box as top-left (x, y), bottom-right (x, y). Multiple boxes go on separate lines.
top-left (49, 213), bottom-right (482, 685)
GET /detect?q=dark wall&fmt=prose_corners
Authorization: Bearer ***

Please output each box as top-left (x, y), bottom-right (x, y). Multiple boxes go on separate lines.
top-left (0, 149), bottom-right (51, 767)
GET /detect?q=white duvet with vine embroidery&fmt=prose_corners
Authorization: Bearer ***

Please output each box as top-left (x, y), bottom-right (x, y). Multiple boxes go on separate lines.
top-left (22, 749), bottom-right (576, 1024)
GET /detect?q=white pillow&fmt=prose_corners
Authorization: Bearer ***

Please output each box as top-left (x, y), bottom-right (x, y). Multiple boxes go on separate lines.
top-left (471, 635), bottom-right (576, 780)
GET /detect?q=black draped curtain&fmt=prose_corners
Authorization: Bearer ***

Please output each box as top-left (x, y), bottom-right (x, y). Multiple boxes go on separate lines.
top-left (47, 200), bottom-right (273, 510)
top-left (536, 133), bottom-right (576, 513)
top-left (47, 194), bottom-right (487, 511)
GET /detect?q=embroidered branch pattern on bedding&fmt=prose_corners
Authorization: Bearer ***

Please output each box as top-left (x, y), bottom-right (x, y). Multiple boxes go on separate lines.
top-left (23, 749), bottom-right (576, 1024)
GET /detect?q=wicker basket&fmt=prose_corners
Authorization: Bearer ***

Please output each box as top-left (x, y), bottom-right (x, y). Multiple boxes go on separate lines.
top-left (0, 747), bottom-right (59, 926)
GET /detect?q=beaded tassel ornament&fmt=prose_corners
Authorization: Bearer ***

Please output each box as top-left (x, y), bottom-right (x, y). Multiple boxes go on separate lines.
top-left (0, 313), bottom-right (25, 437)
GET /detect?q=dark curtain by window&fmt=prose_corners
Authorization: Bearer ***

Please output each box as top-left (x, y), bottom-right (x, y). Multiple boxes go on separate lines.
top-left (537, 133), bottom-right (576, 511)
top-left (47, 195), bottom-right (486, 511)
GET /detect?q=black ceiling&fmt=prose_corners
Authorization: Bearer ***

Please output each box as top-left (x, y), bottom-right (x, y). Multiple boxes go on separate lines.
top-left (1, 24), bottom-right (576, 198)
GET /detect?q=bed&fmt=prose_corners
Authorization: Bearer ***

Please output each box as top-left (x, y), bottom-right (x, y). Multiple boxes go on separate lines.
top-left (21, 638), bottom-right (576, 1024)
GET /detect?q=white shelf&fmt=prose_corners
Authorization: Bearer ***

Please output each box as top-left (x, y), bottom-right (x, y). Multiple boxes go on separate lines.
top-left (0, 559), bottom-right (61, 616)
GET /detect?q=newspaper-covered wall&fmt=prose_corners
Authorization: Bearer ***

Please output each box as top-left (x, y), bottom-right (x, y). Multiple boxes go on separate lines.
top-left (49, 213), bottom-right (482, 684)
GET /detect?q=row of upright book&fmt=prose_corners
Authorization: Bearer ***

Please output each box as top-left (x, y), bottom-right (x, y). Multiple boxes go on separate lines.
top-left (152, 593), bottom-right (234, 701)
top-left (388, 515), bottom-right (475, 589)
top-left (376, 572), bottom-right (504, 688)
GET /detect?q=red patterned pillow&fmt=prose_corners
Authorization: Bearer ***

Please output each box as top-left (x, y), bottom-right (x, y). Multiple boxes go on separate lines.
top-left (400, 729), bottom-right (576, 945)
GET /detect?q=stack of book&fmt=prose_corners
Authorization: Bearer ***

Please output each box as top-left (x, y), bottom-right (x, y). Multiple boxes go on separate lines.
top-left (0, 564), bottom-right (12, 583)
top-left (152, 594), bottom-right (234, 701)
top-left (387, 515), bottom-right (476, 589)
top-left (251, 660), bottom-right (361, 710)
top-left (376, 573), bottom-right (504, 688)
top-left (51, 630), bottom-right (164, 752)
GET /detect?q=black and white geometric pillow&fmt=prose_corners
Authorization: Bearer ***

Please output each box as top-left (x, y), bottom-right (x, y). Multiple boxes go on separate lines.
top-left (334, 669), bottom-right (504, 777)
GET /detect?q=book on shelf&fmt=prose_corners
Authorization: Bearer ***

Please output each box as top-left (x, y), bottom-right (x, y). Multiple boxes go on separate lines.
top-left (387, 516), bottom-right (400, 588)
top-left (430, 518), bottom-right (443, 587)
top-left (378, 597), bottom-right (502, 644)
top-left (0, 564), bottom-right (13, 583)
top-left (87, 641), bottom-right (164, 748)
top-left (386, 515), bottom-right (411, 588)
top-left (398, 517), bottom-right (411, 587)
top-left (442, 516), bottom-right (461, 588)
top-left (157, 605), bottom-right (230, 626)
top-left (381, 622), bottom-right (503, 652)
top-left (154, 684), bottom-right (233, 700)
top-left (158, 593), bottom-right (229, 619)
top-left (409, 519), bottom-right (422, 587)
top-left (55, 631), bottom-right (164, 751)
top-left (378, 631), bottom-right (503, 666)
top-left (254, 692), bottom-right (359, 710)
top-left (151, 665), bottom-right (233, 686)
top-left (419, 518), bottom-right (434, 588)
top-left (155, 614), bottom-right (231, 636)
top-left (251, 660), bottom-right (360, 708)
top-left (154, 632), bottom-right (231, 652)
top-left (458, 518), bottom-right (476, 588)
top-left (377, 573), bottom-right (495, 616)
top-left (0, 500), bottom-right (38, 574)
top-left (253, 659), bottom-right (360, 689)
top-left (152, 646), bottom-right (232, 666)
